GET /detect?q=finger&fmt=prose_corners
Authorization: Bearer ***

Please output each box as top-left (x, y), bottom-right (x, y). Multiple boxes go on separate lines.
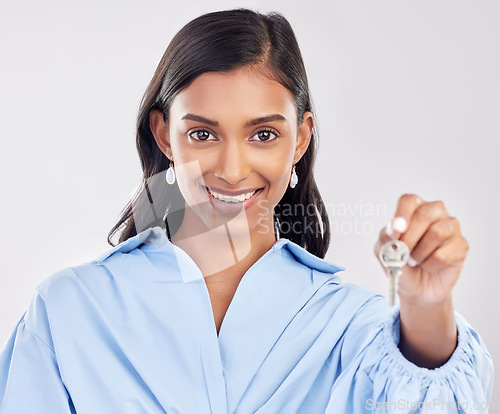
top-left (418, 235), bottom-right (470, 272)
top-left (385, 194), bottom-right (424, 240)
top-left (408, 217), bottom-right (460, 266)
top-left (400, 200), bottom-right (449, 255)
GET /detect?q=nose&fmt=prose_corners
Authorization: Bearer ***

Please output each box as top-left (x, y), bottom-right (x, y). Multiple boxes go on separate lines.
top-left (213, 139), bottom-right (252, 185)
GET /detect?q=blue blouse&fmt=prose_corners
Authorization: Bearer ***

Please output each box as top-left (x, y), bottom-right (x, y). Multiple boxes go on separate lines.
top-left (0, 226), bottom-right (493, 413)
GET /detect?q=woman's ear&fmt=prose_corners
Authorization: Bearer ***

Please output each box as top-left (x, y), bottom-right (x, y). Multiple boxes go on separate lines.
top-left (149, 109), bottom-right (172, 160)
top-left (294, 111), bottom-right (314, 164)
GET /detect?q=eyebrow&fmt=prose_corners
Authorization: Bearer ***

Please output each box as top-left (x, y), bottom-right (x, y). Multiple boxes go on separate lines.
top-left (180, 113), bottom-right (287, 127)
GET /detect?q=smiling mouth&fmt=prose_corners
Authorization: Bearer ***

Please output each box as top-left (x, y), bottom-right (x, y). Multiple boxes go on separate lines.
top-left (202, 185), bottom-right (264, 203)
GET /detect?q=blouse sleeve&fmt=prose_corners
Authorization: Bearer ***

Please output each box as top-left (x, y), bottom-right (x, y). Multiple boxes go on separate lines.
top-left (329, 299), bottom-right (494, 414)
top-left (0, 292), bottom-right (76, 413)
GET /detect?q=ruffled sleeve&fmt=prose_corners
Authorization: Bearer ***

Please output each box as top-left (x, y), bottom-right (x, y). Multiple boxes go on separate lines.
top-left (328, 302), bottom-right (494, 414)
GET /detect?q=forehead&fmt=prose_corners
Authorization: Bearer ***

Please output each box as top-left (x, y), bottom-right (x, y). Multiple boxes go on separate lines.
top-left (170, 67), bottom-right (297, 122)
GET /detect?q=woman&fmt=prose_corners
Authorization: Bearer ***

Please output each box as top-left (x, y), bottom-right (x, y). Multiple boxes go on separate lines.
top-left (0, 8), bottom-right (493, 413)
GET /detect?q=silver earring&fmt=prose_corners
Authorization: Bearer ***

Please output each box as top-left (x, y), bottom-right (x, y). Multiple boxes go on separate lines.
top-left (166, 160), bottom-right (176, 185)
top-left (290, 164), bottom-right (298, 188)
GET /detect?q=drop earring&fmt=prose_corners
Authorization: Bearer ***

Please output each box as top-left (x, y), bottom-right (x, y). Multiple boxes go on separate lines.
top-left (290, 164), bottom-right (298, 188)
top-left (166, 160), bottom-right (176, 185)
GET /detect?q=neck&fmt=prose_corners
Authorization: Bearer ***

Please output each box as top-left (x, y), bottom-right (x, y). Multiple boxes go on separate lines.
top-left (169, 205), bottom-right (277, 282)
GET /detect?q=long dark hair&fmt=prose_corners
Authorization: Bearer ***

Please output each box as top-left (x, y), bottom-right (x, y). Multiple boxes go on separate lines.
top-left (107, 8), bottom-right (332, 258)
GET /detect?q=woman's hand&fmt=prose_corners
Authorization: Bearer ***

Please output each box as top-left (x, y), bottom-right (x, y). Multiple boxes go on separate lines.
top-left (374, 193), bottom-right (469, 305)
top-left (374, 193), bottom-right (469, 368)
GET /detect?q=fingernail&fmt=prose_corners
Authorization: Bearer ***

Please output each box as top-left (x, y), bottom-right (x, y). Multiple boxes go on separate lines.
top-left (385, 222), bottom-right (393, 237)
top-left (392, 217), bottom-right (407, 233)
top-left (408, 256), bottom-right (418, 267)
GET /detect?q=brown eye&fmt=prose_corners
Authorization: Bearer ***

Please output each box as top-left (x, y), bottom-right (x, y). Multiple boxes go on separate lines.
top-left (189, 130), bottom-right (215, 141)
top-left (251, 129), bottom-right (279, 142)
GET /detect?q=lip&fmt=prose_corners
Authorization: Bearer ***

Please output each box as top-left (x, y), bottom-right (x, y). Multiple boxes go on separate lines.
top-left (202, 185), bottom-right (264, 214)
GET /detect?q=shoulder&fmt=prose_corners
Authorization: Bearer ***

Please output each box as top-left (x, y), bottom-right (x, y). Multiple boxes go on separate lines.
top-left (275, 238), bottom-right (387, 316)
top-left (273, 238), bottom-right (345, 275)
top-left (36, 226), bottom-right (168, 291)
top-left (91, 226), bottom-right (168, 263)
top-left (277, 238), bottom-right (376, 290)
top-left (27, 227), bottom-right (170, 329)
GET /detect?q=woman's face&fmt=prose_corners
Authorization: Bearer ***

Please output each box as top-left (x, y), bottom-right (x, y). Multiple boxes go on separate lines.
top-left (150, 65), bottom-right (312, 240)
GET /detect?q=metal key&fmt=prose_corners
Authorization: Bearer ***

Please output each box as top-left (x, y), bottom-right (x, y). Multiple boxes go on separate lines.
top-left (378, 240), bottom-right (410, 306)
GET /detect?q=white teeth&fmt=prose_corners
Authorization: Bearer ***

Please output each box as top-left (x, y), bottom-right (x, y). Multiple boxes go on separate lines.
top-left (207, 188), bottom-right (258, 203)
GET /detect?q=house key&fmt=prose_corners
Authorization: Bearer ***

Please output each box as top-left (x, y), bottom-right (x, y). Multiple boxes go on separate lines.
top-left (378, 240), bottom-right (410, 306)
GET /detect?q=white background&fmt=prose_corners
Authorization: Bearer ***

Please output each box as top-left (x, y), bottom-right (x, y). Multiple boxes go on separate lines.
top-left (1, 0), bottom-right (498, 407)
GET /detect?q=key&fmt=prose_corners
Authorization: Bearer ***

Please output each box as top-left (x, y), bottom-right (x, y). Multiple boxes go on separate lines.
top-left (378, 240), bottom-right (410, 306)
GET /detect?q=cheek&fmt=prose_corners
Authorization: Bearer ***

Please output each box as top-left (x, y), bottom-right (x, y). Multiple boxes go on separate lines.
top-left (170, 133), bottom-right (193, 164)
top-left (173, 161), bottom-right (204, 208)
top-left (264, 163), bottom-right (291, 187)
top-left (256, 147), bottom-right (294, 183)
top-left (169, 139), bottom-right (208, 192)
top-left (255, 154), bottom-right (293, 206)
top-left (170, 129), bottom-right (219, 169)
